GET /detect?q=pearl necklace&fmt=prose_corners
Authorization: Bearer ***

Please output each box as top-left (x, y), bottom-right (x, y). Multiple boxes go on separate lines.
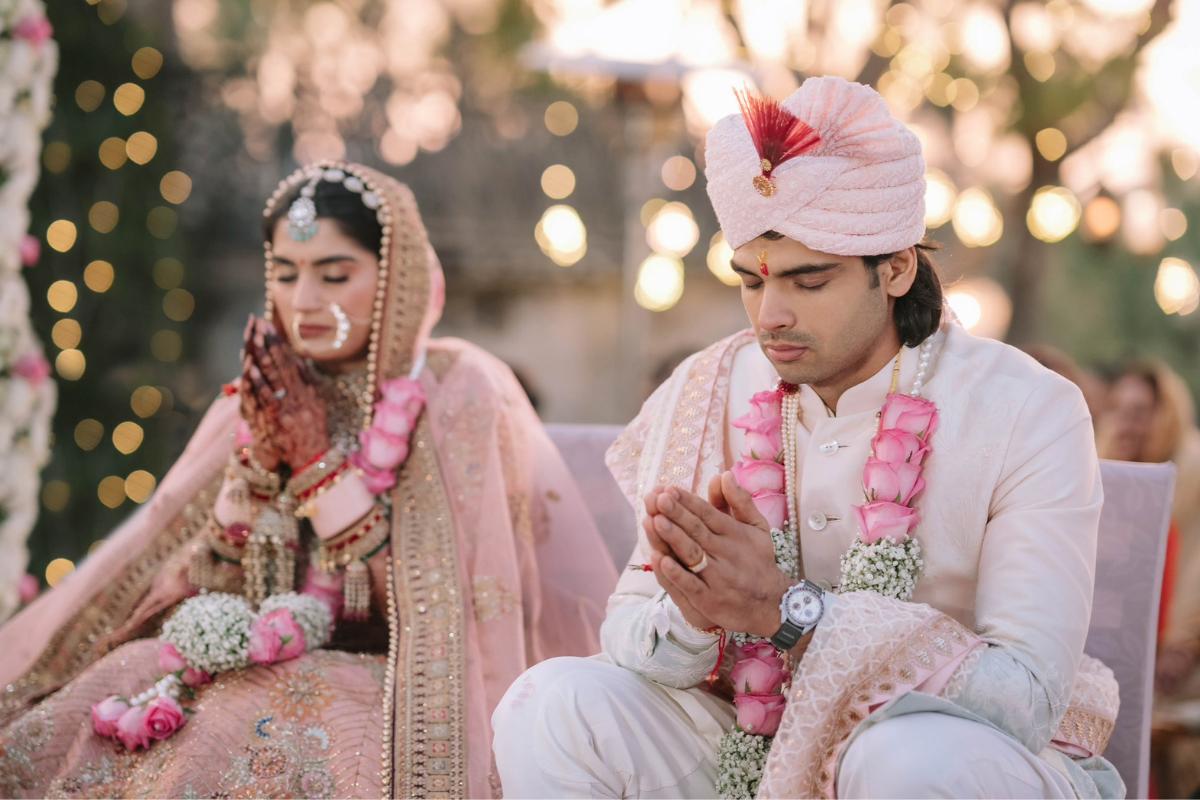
top-left (778, 332), bottom-right (940, 572)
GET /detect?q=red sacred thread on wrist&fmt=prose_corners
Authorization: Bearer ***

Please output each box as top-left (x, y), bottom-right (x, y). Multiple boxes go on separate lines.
top-left (706, 629), bottom-right (729, 687)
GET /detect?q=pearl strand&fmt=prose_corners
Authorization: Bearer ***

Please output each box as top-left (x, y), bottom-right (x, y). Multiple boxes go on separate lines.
top-left (909, 334), bottom-right (937, 398)
top-left (131, 672), bottom-right (182, 706)
top-left (781, 388), bottom-right (801, 578)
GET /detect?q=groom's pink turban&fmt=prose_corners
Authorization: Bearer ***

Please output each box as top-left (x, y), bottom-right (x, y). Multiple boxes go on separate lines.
top-left (705, 76), bottom-right (926, 256)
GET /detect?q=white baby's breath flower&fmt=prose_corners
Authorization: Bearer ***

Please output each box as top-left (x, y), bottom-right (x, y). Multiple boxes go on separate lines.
top-left (259, 592), bottom-right (333, 650)
top-left (161, 593), bottom-right (255, 674)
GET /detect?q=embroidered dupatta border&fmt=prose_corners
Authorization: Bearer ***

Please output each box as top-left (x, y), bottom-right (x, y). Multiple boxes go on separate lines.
top-left (384, 414), bottom-right (468, 798)
top-left (0, 484), bottom-right (218, 722)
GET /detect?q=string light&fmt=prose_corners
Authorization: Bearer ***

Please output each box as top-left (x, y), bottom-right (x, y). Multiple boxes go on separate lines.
top-left (544, 101), bottom-right (579, 136)
top-left (98, 136), bottom-right (128, 170)
top-left (75, 80), bottom-right (105, 112)
top-left (159, 170), bottom-right (193, 204)
top-left (634, 254), bottom-right (685, 312)
top-left (74, 419), bottom-right (105, 451)
top-left (1026, 186), bottom-right (1081, 243)
top-left (147, 206), bottom-right (178, 239)
top-left (1035, 128), bottom-right (1068, 161)
top-left (706, 232), bottom-right (741, 286)
top-left (55, 349), bottom-right (86, 381)
top-left (47, 280), bottom-right (79, 312)
top-left (88, 200), bottom-right (119, 233)
top-left (41, 480), bottom-right (71, 512)
top-left (131, 385), bottom-right (163, 417)
top-left (534, 205), bottom-right (587, 266)
top-left (46, 220), bottom-right (77, 253)
top-left (43, 141), bottom-right (71, 173)
top-left (125, 470), bottom-right (157, 503)
top-left (151, 330), bottom-right (184, 362)
top-left (125, 131), bottom-right (158, 164)
top-left (131, 46), bottom-right (164, 79)
top-left (540, 164), bottom-right (576, 199)
top-left (645, 202), bottom-right (699, 258)
top-left (153, 257), bottom-right (185, 289)
top-left (163, 288), bottom-right (195, 322)
top-left (1154, 257), bottom-right (1200, 316)
top-left (924, 169), bottom-right (957, 228)
top-left (97, 476), bottom-right (126, 508)
top-left (113, 82), bottom-right (145, 115)
top-left (45, 558), bottom-right (76, 587)
top-left (112, 421), bottom-right (145, 455)
top-left (83, 260), bottom-right (115, 292)
top-left (51, 319), bottom-right (82, 350)
top-left (661, 155), bottom-right (697, 191)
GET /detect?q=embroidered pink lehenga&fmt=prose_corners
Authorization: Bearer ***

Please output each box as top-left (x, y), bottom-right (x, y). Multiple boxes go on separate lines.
top-left (0, 164), bottom-right (616, 798)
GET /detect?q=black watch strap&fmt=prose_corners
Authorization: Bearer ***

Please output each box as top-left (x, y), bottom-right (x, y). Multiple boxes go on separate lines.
top-left (770, 619), bottom-right (804, 651)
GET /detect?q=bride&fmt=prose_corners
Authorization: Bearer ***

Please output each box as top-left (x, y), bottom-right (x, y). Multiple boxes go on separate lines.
top-left (0, 161), bottom-right (616, 798)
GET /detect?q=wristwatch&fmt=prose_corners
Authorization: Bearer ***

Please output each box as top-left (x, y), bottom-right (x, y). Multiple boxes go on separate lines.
top-left (770, 579), bottom-right (826, 651)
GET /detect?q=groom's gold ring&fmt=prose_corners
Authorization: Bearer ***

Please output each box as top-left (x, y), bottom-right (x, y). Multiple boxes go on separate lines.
top-left (686, 552), bottom-right (709, 573)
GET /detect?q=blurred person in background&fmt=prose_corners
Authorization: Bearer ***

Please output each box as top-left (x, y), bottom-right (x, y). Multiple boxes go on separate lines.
top-left (1101, 361), bottom-right (1200, 799)
top-left (1098, 360), bottom-right (1200, 645)
top-left (0, 162), bottom-right (615, 798)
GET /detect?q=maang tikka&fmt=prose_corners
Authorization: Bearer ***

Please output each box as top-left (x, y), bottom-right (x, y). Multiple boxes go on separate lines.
top-left (286, 167), bottom-right (387, 242)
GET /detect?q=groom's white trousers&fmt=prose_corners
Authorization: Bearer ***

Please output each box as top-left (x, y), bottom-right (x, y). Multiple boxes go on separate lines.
top-left (492, 656), bottom-right (1077, 799)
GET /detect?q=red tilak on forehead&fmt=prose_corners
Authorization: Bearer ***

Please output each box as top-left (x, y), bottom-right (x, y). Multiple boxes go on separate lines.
top-left (758, 250), bottom-right (769, 276)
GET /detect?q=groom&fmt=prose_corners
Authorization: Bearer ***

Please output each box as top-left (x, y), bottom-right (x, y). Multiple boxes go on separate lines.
top-left (493, 77), bottom-right (1121, 798)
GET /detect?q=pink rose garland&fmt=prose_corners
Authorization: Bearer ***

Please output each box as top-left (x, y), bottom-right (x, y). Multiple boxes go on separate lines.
top-left (350, 376), bottom-right (425, 495)
top-left (854, 393), bottom-right (938, 545)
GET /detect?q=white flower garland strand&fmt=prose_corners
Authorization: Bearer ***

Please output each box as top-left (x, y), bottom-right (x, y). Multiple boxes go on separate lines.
top-left (0, 0), bottom-right (57, 623)
top-left (715, 728), bottom-right (772, 799)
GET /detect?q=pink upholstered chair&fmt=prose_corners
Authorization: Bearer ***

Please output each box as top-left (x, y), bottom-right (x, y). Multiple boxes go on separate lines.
top-left (546, 424), bottom-right (1175, 797)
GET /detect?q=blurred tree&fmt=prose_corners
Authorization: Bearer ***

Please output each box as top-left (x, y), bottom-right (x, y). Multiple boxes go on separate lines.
top-left (24, 0), bottom-right (197, 583)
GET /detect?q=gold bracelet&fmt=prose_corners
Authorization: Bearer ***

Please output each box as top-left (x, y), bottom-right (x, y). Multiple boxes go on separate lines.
top-left (315, 502), bottom-right (390, 572)
top-left (288, 447), bottom-right (347, 499)
top-left (229, 448), bottom-right (281, 496)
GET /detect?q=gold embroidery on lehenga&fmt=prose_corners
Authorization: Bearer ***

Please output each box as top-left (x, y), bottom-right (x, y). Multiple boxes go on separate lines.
top-left (472, 576), bottom-right (518, 623)
top-left (267, 667), bottom-right (333, 722)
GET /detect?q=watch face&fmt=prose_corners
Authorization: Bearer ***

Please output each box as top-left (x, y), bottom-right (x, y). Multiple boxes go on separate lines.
top-left (786, 587), bottom-right (822, 627)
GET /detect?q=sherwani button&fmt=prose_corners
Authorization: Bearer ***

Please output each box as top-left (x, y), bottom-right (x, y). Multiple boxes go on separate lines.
top-left (819, 441), bottom-right (839, 454)
top-left (808, 512), bottom-right (828, 531)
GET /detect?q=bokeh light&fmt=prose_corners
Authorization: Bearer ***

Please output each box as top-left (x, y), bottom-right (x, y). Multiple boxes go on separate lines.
top-left (544, 101), bottom-right (579, 136)
top-left (84, 260), bottom-right (115, 293)
top-left (946, 277), bottom-right (1013, 339)
top-left (534, 204), bottom-right (587, 267)
top-left (661, 155), bottom-right (697, 192)
top-left (924, 169), bottom-right (957, 228)
top-left (75, 80), bottom-right (105, 112)
top-left (99, 136), bottom-right (128, 170)
top-left (125, 470), bottom-right (157, 503)
top-left (112, 421), bottom-right (145, 455)
top-left (98, 476), bottom-right (126, 509)
top-left (1035, 128), bottom-right (1068, 161)
top-left (153, 257), bottom-right (185, 289)
top-left (74, 419), bottom-right (105, 451)
top-left (131, 46), bottom-right (164, 80)
top-left (1082, 196), bottom-right (1121, 241)
top-left (1160, 208), bottom-right (1188, 241)
top-left (645, 202), bottom-right (699, 258)
top-left (126, 131), bottom-right (158, 165)
top-left (55, 349), bottom-right (86, 381)
top-left (88, 201), bottom-right (119, 233)
top-left (706, 232), bottom-right (740, 287)
top-left (952, 188), bottom-right (1003, 247)
top-left (47, 280), bottom-right (78, 312)
top-left (163, 288), bottom-right (196, 321)
top-left (147, 206), bottom-right (178, 239)
top-left (540, 164), bottom-right (576, 200)
top-left (45, 558), bottom-right (76, 587)
top-left (160, 170), bottom-right (193, 204)
top-left (51, 319), bottom-right (82, 350)
top-left (46, 220), bottom-right (77, 253)
top-left (1026, 186), bottom-right (1081, 243)
top-left (131, 385), bottom-right (163, 418)
top-left (634, 254), bottom-right (686, 312)
top-left (41, 480), bottom-right (70, 512)
top-left (43, 141), bottom-right (71, 174)
top-left (151, 330), bottom-right (184, 361)
top-left (113, 82), bottom-right (145, 115)
top-left (1154, 257), bottom-right (1200, 316)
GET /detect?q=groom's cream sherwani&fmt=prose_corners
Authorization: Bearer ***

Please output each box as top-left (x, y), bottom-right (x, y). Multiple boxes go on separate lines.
top-left (494, 324), bottom-right (1123, 799)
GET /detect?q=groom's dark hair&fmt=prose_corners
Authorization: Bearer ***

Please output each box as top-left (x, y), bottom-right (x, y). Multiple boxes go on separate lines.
top-left (761, 231), bottom-right (943, 347)
top-left (263, 179), bottom-right (383, 254)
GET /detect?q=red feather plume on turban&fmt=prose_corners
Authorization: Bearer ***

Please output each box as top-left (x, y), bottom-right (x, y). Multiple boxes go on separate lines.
top-left (734, 89), bottom-right (821, 197)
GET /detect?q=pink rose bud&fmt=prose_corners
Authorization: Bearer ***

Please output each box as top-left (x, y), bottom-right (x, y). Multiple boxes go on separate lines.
top-left (373, 401), bottom-right (416, 437)
top-left (359, 427), bottom-right (409, 471)
top-left (734, 693), bottom-right (788, 736)
top-left (732, 458), bottom-right (785, 495)
top-left (247, 618), bottom-right (283, 665)
top-left (854, 500), bottom-right (919, 545)
top-left (143, 695), bottom-right (187, 740)
top-left (751, 490), bottom-right (787, 530)
top-left (748, 389), bottom-right (783, 420)
top-left (350, 452), bottom-right (399, 495)
top-left (880, 394), bottom-right (939, 438)
top-left (181, 668), bottom-right (211, 688)
top-left (18, 234), bottom-right (40, 267)
top-left (12, 353), bottom-right (50, 387)
top-left (730, 655), bottom-right (788, 695)
top-left (91, 695), bottom-right (130, 738)
top-left (115, 704), bottom-right (153, 751)
top-left (17, 573), bottom-right (39, 605)
top-left (862, 458), bottom-right (925, 505)
top-left (736, 641), bottom-right (786, 666)
top-left (380, 377), bottom-right (425, 416)
top-left (256, 609), bottom-right (307, 662)
top-left (872, 429), bottom-right (930, 465)
top-left (734, 415), bottom-right (783, 461)
top-left (157, 642), bottom-right (188, 674)
top-left (13, 15), bottom-right (53, 46)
